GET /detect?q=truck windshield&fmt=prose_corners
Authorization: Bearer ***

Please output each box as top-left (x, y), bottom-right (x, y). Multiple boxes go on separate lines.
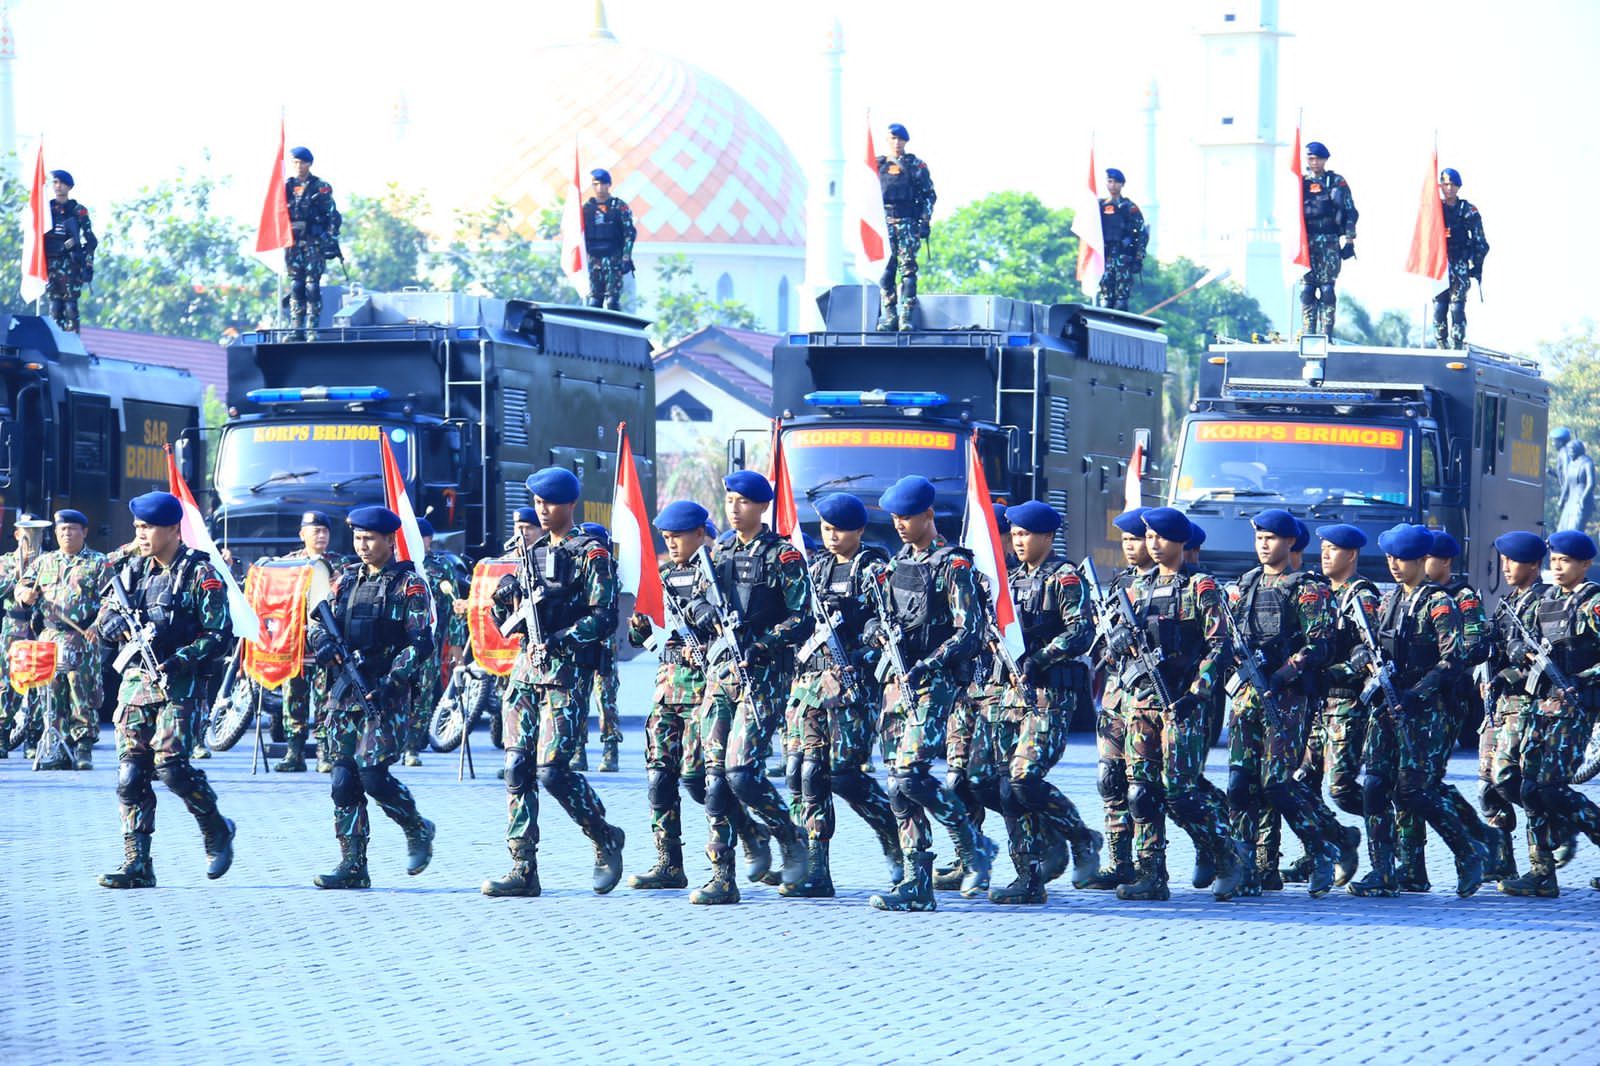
top-left (215, 421), bottom-right (413, 497)
top-left (782, 424), bottom-right (966, 499)
top-left (1172, 419), bottom-right (1411, 507)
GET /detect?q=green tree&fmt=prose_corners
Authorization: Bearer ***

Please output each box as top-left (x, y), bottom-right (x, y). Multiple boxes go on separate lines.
top-left (1541, 321), bottom-right (1600, 531)
top-left (437, 202), bottom-right (571, 303)
top-left (650, 253), bottom-right (757, 346)
top-left (0, 170), bottom-right (25, 319)
top-left (1336, 294), bottom-right (1419, 347)
top-left (923, 191), bottom-right (1086, 305)
top-left (344, 184), bottom-right (428, 291)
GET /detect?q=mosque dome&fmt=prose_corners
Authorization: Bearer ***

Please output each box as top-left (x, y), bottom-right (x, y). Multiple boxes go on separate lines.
top-left (484, 17), bottom-right (807, 248)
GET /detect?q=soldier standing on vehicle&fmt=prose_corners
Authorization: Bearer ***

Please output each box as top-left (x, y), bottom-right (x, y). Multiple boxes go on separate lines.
top-left (1500, 530), bottom-right (1600, 897)
top-left (1433, 169), bottom-right (1489, 350)
top-left (482, 469), bottom-right (626, 898)
top-left (95, 493), bottom-right (236, 889)
top-left (1097, 168), bottom-right (1148, 311)
top-left (862, 475), bottom-right (994, 911)
top-left (1299, 141), bottom-right (1358, 337)
top-left (273, 510), bottom-right (348, 773)
top-left (877, 124), bottom-right (936, 332)
top-left (306, 507), bottom-right (437, 890)
top-left (284, 147), bottom-right (341, 339)
top-left (583, 169), bottom-right (635, 311)
top-left (577, 521), bottom-right (623, 773)
top-left (17, 509), bottom-right (109, 770)
top-left (400, 518), bottom-right (465, 768)
top-left (43, 170), bottom-right (97, 333)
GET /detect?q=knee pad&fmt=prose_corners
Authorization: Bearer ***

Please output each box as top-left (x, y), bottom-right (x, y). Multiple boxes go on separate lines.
top-left (704, 770), bottom-right (733, 819)
top-left (999, 776), bottom-right (1027, 818)
top-left (897, 763), bottom-right (940, 807)
top-left (1329, 783), bottom-right (1364, 819)
top-left (682, 774), bottom-right (708, 806)
top-left (1167, 787), bottom-right (1206, 823)
top-left (800, 756), bottom-right (829, 798)
top-left (358, 765), bottom-right (394, 801)
top-left (646, 768), bottom-right (679, 811)
top-left (1226, 766), bottom-right (1255, 811)
top-left (785, 753), bottom-right (803, 797)
top-left (1096, 759), bottom-right (1127, 802)
top-left (1360, 772), bottom-right (1390, 814)
top-left (1128, 781), bottom-right (1166, 822)
top-left (116, 756), bottom-right (153, 804)
top-left (153, 761), bottom-right (185, 792)
top-left (502, 749), bottom-right (533, 793)
top-left (725, 766), bottom-right (761, 805)
top-left (536, 762), bottom-right (570, 794)
top-left (1393, 770), bottom-right (1428, 811)
top-left (1300, 286), bottom-right (1318, 309)
top-left (1433, 294), bottom-right (1450, 322)
top-left (832, 765), bottom-right (868, 803)
top-left (330, 763), bottom-right (363, 807)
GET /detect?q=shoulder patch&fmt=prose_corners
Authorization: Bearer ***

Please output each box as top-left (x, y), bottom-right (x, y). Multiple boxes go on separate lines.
top-left (587, 546), bottom-right (611, 562)
top-left (1193, 576), bottom-right (1219, 595)
top-left (1429, 602), bottom-right (1453, 621)
top-left (200, 577), bottom-right (223, 591)
top-left (405, 580), bottom-right (428, 597)
top-left (949, 557), bottom-right (970, 570)
top-left (778, 548), bottom-right (803, 565)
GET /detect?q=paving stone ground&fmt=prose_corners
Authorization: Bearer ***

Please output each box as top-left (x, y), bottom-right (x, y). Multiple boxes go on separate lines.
top-left (2, 657), bottom-right (1597, 1064)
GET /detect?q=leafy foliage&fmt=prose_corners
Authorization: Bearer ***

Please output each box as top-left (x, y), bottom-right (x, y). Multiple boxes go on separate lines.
top-left (650, 254), bottom-right (758, 346)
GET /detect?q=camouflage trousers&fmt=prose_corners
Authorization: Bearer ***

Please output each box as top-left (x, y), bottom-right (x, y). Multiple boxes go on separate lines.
top-left (587, 659), bottom-right (622, 744)
top-left (35, 630), bottom-right (103, 746)
top-left (1097, 254), bottom-right (1138, 311)
top-left (783, 664), bottom-right (895, 844)
top-left (701, 662), bottom-right (795, 859)
top-left (45, 254), bottom-right (85, 332)
top-left (1397, 703), bottom-right (1488, 866)
top-left (1359, 699), bottom-right (1481, 864)
top-left (1433, 261), bottom-right (1473, 348)
top-left (1096, 678), bottom-right (1134, 857)
top-left (1300, 233), bottom-right (1343, 333)
top-left (1519, 700), bottom-right (1600, 862)
top-left (879, 219), bottom-right (922, 315)
top-left (1302, 697), bottom-right (1369, 818)
top-left (1127, 696), bottom-right (1236, 863)
top-left (644, 701), bottom-right (704, 846)
top-left (113, 698), bottom-right (223, 837)
top-left (1481, 694), bottom-right (1534, 831)
top-left (323, 692), bottom-right (424, 839)
top-left (1002, 680), bottom-right (1093, 858)
top-left (587, 256), bottom-right (626, 311)
top-left (883, 671), bottom-right (981, 854)
top-left (946, 683), bottom-right (1011, 826)
top-left (404, 654), bottom-right (445, 751)
top-left (502, 676), bottom-right (610, 850)
top-left (286, 244), bottom-right (324, 323)
top-left (1229, 684), bottom-right (1342, 858)
top-left (280, 663), bottom-right (331, 742)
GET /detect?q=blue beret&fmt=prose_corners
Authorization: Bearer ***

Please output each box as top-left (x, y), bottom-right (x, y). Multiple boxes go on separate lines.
top-left (1428, 530), bottom-right (1461, 559)
top-left (1377, 523), bottom-right (1433, 561)
top-left (300, 510), bottom-right (331, 529)
top-left (53, 508), bottom-right (88, 527)
top-left (1005, 500), bottom-right (1061, 534)
top-left (815, 492), bottom-right (867, 531)
top-left (1553, 427), bottom-right (1573, 444)
top-left (1251, 508), bottom-right (1298, 538)
top-left (1439, 168), bottom-right (1462, 186)
top-left (1142, 506), bottom-right (1192, 543)
top-left (655, 500), bottom-right (708, 532)
top-left (878, 475), bottom-right (935, 517)
top-left (992, 503), bottom-right (1011, 534)
top-left (1316, 524), bottom-right (1367, 550)
top-left (590, 168), bottom-right (612, 184)
top-left (1292, 519), bottom-right (1310, 554)
top-left (347, 506), bottom-right (401, 534)
top-left (289, 146), bottom-right (313, 163)
top-left (803, 532), bottom-right (821, 553)
top-left (1494, 531), bottom-right (1546, 564)
top-left (1112, 507), bottom-right (1150, 536)
top-left (1305, 141), bottom-right (1330, 159)
top-left (704, 521), bottom-right (719, 538)
top-left (514, 506), bottom-right (540, 525)
top-left (49, 169), bottom-right (74, 188)
top-left (581, 521), bottom-right (610, 548)
top-left (527, 466), bottom-right (581, 505)
top-left (127, 493), bottom-right (182, 526)
top-left (415, 517), bottom-right (435, 538)
top-left (1185, 521), bottom-right (1207, 551)
top-left (887, 123), bottom-right (909, 140)
top-left (1548, 530), bottom-right (1598, 561)
top-left (722, 470), bottom-right (774, 504)
top-left (1105, 167), bottom-right (1125, 183)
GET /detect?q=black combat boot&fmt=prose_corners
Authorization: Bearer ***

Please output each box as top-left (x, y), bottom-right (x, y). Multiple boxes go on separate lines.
top-left (1280, 852), bottom-right (1313, 884)
top-left (1553, 826), bottom-right (1579, 868)
top-left (932, 860), bottom-right (967, 892)
top-left (689, 848), bottom-right (740, 905)
top-left (1452, 839), bottom-right (1489, 898)
top-left (1487, 827), bottom-right (1518, 882)
top-left (876, 829), bottom-right (906, 889)
top-left (1307, 844), bottom-right (1336, 899)
top-left (989, 851), bottom-right (1047, 905)
top-left (1395, 841), bottom-right (1430, 893)
top-left (1257, 846), bottom-right (1284, 892)
top-left (1500, 860), bottom-right (1558, 898)
top-left (98, 833), bottom-right (156, 889)
top-left (629, 834), bottom-right (688, 890)
top-left (1348, 831), bottom-right (1398, 897)
top-left (591, 824), bottom-right (626, 895)
top-left (403, 817), bottom-right (436, 876)
top-left (274, 734), bottom-right (308, 773)
top-left (599, 738), bottom-right (619, 773)
top-left (775, 824), bottom-right (808, 888)
top-left (572, 737), bottom-right (589, 772)
top-left (778, 837), bottom-right (835, 898)
top-left (1211, 840), bottom-right (1251, 902)
top-left (314, 735), bottom-right (333, 774)
top-left (870, 849), bottom-right (936, 912)
top-left (481, 845), bottom-right (540, 897)
top-left (1079, 829), bottom-right (1136, 890)
top-left (73, 739), bottom-right (94, 771)
top-left (1332, 824), bottom-right (1362, 887)
top-left (1116, 853), bottom-right (1171, 901)
top-left (736, 819), bottom-right (773, 884)
top-left (1192, 845), bottom-right (1218, 889)
top-left (1040, 826), bottom-right (1070, 883)
top-left (201, 816), bottom-right (236, 880)
top-left (315, 836), bottom-right (371, 890)
top-left (955, 829), bottom-right (998, 899)
top-left (1068, 829), bottom-right (1103, 888)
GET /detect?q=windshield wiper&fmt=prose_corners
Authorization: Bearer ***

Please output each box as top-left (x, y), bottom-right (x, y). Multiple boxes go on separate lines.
top-left (804, 473), bottom-right (873, 499)
top-left (1310, 491), bottom-right (1403, 509)
top-left (331, 473), bottom-right (384, 493)
top-left (249, 469), bottom-right (319, 493)
top-left (1185, 488), bottom-right (1284, 507)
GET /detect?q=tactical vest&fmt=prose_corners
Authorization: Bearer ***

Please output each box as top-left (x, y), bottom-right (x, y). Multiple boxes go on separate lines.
top-left (45, 200), bottom-right (83, 257)
top-left (1236, 568), bottom-right (1311, 673)
top-left (716, 536), bottom-right (786, 632)
top-left (532, 533), bottom-right (604, 635)
top-left (1012, 556), bottom-right (1067, 652)
top-left (879, 156), bottom-right (921, 213)
top-left (1378, 583), bottom-right (1444, 686)
top-left (285, 177), bottom-right (330, 235)
top-left (1442, 200), bottom-right (1472, 260)
top-left (340, 565), bottom-right (409, 662)
top-left (1492, 583), bottom-right (1549, 682)
top-left (1302, 174), bottom-right (1341, 234)
top-left (1136, 573), bottom-right (1205, 692)
top-left (1535, 583), bottom-right (1600, 678)
top-left (1101, 199), bottom-right (1128, 247)
top-left (135, 550), bottom-right (200, 661)
top-left (814, 545), bottom-right (887, 642)
top-left (887, 544), bottom-right (966, 660)
top-left (1326, 578), bottom-right (1380, 697)
top-left (584, 199), bottom-right (624, 256)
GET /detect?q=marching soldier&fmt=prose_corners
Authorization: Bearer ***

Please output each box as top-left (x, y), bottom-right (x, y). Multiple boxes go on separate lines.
top-left (988, 501), bottom-right (1104, 904)
top-left (96, 493), bottom-right (235, 889)
top-left (1500, 530), bottom-right (1600, 897)
top-left (682, 471), bottom-right (811, 905)
top-left (482, 469), bottom-right (626, 898)
top-left (473, 506), bottom-right (543, 780)
top-left (284, 146), bottom-right (342, 339)
top-left (626, 501), bottom-right (716, 891)
top-left (400, 517), bottom-right (466, 768)
top-left (307, 507), bottom-right (437, 890)
top-left (0, 515), bottom-right (51, 759)
top-left (863, 475), bottom-right (994, 911)
top-left (583, 169), bottom-right (636, 311)
top-left (1298, 141), bottom-right (1358, 337)
top-left (579, 521), bottom-right (623, 773)
top-left (274, 510), bottom-right (348, 773)
top-left (876, 123), bottom-right (936, 331)
top-left (779, 493), bottom-right (901, 897)
top-left (44, 170), bottom-right (97, 333)
top-left (1349, 524), bottom-right (1485, 898)
top-left (1097, 168), bottom-right (1148, 311)
top-left (1434, 168), bottom-right (1490, 350)
top-left (18, 509), bottom-right (110, 770)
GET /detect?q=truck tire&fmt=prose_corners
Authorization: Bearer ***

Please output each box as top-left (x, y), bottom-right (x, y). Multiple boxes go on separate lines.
top-left (207, 682), bottom-right (254, 752)
top-left (1573, 719), bottom-right (1600, 785)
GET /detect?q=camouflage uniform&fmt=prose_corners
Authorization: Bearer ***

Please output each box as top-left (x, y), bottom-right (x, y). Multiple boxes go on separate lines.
top-left (876, 153), bottom-right (936, 330)
top-left (28, 546), bottom-right (111, 764)
top-left (403, 551), bottom-right (466, 760)
top-left (96, 547), bottom-right (234, 886)
top-left (284, 172), bottom-right (341, 332)
top-left (45, 196), bottom-right (97, 332)
top-left (1434, 197), bottom-right (1489, 349)
top-left (1479, 581), bottom-right (1550, 880)
top-left (1082, 564), bottom-right (1153, 888)
top-left (0, 547), bottom-right (37, 755)
top-left (584, 633), bottom-right (623, 762)
top-left (1097, 196), bottom-right (1148, 310)
top-left (272, 549), bottom-right (348, 770)
top-left (583, 195), bottom-right (636, 311)
top-left (1301, 577), bottom-right (1382, 824)
top-left (308, 559), bottom-right (435, 887)
top-left (935, 573), bottom-right (1008, 891)
top-left (1299, 168), bottom-right (1358, 336)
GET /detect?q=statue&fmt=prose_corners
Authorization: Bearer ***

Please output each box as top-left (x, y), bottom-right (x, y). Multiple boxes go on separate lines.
top-left (1556, 434), bottom-right (1595, 534)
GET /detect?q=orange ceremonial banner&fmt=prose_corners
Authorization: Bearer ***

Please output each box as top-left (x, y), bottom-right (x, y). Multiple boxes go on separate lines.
top-left (8, 640), bottom-right (58, 693)
top-left (469, 559), bottom-right (522, 678)
top-left (242, 561), bottom-right (314, 691)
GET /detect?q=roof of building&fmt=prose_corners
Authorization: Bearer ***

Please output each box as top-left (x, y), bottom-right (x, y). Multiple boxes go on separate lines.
top-left (654, 325), bottom-right (778, 410)
top-left (79, 326), bottom-right (227, 397)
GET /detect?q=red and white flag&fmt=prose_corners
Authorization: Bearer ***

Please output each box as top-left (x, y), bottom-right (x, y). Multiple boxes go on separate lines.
top-left (1282, 122), bottom-right (1311, 281)
top-left (1071, 142), bottom-right (1105, 296)
top-left (850, 115), bottom-right (889, 269)
top-left (1404, 148), bottom-right (1449, 282)
top-left (165, 446), bottom-right (261, 642)
top-left (19, 141), bottom-right (48, 303)
top-left (769, 421), bottom-right (807, 558)
top-left (963, 436), bottom-right (1022, 659)
top-left (254, 118), bottom-right (294, 264)
top-left (1124, 438), bottom-right (1145, 511)
top-left (559, 140), bottom-right (588, 299)
top-left (380, 432), bottom-right (427, 567)
top-left (611, 422), bottom-right (664, 627)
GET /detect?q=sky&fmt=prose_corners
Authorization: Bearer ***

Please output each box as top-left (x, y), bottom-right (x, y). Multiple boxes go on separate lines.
top-left (10, 0), bottom-right (1599, 354)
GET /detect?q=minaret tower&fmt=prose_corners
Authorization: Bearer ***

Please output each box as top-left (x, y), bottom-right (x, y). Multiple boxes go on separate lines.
top-left (805, 17), bottom-right (847, 302)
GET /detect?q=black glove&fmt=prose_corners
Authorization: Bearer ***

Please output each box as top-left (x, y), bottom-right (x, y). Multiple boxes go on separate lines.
top-left (902, 660), bottom-right (930, 689)
top-left (861, 618), bottom-right (885, 649)
top-left (1506, 640), bottom-right (1533, 664)
top-left (1398, 687), bottom-right (1430, 715)
top-left (1106, 629), bottom-right (1135, 660)
top-left (622, 257), bottom-right (636, 275)
top-left (1269, 666), bottom-right (1299, 695)
top-left (313, 639), bottom-right (340, 667)
top-left (1348, 647), bottom-right (1374, 675)
top-left (158, 655), bottom-right (184, 677)
top-left (99, 612), bottom-right (130, 643)
top-left (687, 601), bottom-right (718, 631)
top-left (1339, 240), bottom-right (1357, 260)
top-left (1019, 653), bottom-right (1049, 685)
top-left (945, 766), bottom-right (968, 793)
top-left (1169, 693), bottom-right (1203, 721)
top-left (916, 219), bottom-right (931, 240)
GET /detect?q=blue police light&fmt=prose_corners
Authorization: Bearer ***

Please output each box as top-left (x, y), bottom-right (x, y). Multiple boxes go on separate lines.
top-left (1006, 334), bottom-right (1031, 347)
top-left (246, 386), bottom-right (391, 404)
top-left (804, 389), bottom-right (950, 407)
top-left (1226, 388), bottom-right (1375, 404)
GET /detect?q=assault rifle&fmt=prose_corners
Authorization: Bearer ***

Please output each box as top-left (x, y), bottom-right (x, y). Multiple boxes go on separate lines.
top-left (312, 599), bottom-right (382, 721)
top-left (694, 545), bottom-right (758, 708)
top-left (1081, 557), bottom-right (1172, 710)
top-left (797, 567), bottom-right (868, 707)
top-left (499, 534), bottom-right (549, 667)
top-left (866, 569), bottom-right (915, 730)
top-left (1496, 598), bottom-right (1580, 704)
top-left (1218, 592), bottom-right (1281, 720)
top-left (102, 569), bottom-right (170, 702)
top-left (1342, 592), bottom-right (1402, 711)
